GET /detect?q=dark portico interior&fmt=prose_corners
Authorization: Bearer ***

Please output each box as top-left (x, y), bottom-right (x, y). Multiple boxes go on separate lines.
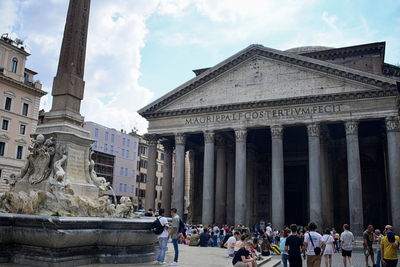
top-left (186, 119), bottom-right (389, 231)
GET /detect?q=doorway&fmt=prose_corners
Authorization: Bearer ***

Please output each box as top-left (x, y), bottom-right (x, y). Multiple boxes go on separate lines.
top-left (284, 165), bottom-right (308, 226)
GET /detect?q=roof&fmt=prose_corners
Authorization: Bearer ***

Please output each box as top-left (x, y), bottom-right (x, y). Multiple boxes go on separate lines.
top-left (24, 68), bottom-right (38, 75)
top-left (138, 42), bottom-right (397, 118)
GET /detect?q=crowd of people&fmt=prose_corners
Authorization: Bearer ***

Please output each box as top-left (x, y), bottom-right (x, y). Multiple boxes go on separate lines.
top-left (151, 208), bottom-right (399, 267)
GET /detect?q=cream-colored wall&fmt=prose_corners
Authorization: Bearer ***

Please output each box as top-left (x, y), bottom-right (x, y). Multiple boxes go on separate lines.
top-left (0, 44), bottom-right (27, 82)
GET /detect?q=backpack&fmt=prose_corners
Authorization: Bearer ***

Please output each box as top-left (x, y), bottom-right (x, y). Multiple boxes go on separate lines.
top-left (151, 217), bottom-right (164, 235)
top-left (179, 219), bottom-right (185, 234)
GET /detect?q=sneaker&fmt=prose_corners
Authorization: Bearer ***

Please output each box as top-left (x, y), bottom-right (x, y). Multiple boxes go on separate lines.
top-left (169, 262), bottom-right (178, 266)
top-left (152, 261), bottom-right (160, 265)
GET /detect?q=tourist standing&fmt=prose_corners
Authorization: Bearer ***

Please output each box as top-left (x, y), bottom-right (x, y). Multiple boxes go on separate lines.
top-left (304, 222), bottom-right (324, 267)
top-left (340, 224), bottom-right (354, 267)
top-left (155, 208), bottom-right (169, 265)
top-left (322, 228), bottom-right (335, 267)
top-left (169, 208), bottom-right (180, 266)
top-left (286, 224), bottom-right (304, 267)
top-left (363, 225), bottom-right (375, 267)
top-left (226, 232), bottom-right (239, 257)
top-left (380, 227), bottom-right (399, 267)
top-left (280, 229), bottom-right (290, 267)
top-left (374, 229), bottom-right (383, 267)
top-left (266, 223), bottom-right (273, 243)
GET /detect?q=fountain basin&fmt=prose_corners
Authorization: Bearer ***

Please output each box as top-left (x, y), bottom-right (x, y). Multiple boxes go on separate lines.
top-left (0, 213), bottom-right (157, 267)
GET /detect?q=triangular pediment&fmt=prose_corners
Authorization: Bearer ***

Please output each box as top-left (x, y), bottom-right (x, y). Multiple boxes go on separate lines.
top-left (139, 45), bottom-right (397, 117)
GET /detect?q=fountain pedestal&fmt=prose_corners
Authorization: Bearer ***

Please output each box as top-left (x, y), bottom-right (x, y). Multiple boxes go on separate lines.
top-left (0, 214), bottom-right (157, 267)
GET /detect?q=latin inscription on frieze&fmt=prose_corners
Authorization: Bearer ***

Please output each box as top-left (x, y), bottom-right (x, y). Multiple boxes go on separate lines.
top-left (185, 103), bottom-right (343, 126)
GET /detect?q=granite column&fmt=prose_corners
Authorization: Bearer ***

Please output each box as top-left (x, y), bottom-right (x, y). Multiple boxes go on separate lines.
top-left (202, 131), bottom-right (215, 225)
top-left (307, 123), bottom-right (322, 228)
top-left (144, 134), bottom-right (158, 211)
top-left (271, 125), bottom-right (284, 230)
top-left (385, 116), bottom-right (400, 231)
top-left (234, 128), bottom-right (247, 226)
top-left (161, 140), bottom-right (173, 217)
top-left (215, 135), bottom-right (227, 224)
top-left (345, 121), bottom-right (363, 235)
top-left (173, 133), bottom-right (186, 217)
top-left (226, 142), bottom-right (235, 225)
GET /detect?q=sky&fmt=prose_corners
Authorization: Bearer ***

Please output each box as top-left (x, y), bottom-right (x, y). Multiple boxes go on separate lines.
top-left (1, 0), bottom-right (399, 134)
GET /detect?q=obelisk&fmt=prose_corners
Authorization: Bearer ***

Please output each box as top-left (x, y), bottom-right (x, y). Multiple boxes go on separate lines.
top-left (35, 0), bottom-right (98, 198)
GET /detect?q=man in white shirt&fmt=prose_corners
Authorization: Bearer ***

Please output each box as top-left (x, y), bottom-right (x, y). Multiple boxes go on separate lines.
top-left (226, 232), bottom-right (239, 257)
top-left (155, 208), bottom-right (169, 265)
top-left (304, 221), bottom-right (325, 267)
top-left (340, 224), bottom-right (354, 267)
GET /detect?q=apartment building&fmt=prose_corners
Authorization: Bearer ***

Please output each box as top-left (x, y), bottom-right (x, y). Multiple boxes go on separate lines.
top-left (83, 122), bottom-right (139, 199)
top-left (135, 136), bottom-right (165, 210)
top-left (0, 34), bottom-right (46, 191)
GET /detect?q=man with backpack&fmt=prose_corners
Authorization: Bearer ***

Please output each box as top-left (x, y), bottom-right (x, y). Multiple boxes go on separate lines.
top-left (152, 208), bottom-right (169, 265)
top-left (169, 208), bottom-right (180, 266)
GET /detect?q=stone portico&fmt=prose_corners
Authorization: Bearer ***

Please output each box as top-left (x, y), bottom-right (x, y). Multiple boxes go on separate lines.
top-left (139, 42), bottom-right (400, 235)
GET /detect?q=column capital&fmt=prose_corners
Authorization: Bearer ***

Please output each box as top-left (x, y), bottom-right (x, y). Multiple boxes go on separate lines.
top-left (345, 121), bottom-right (358, 135)
top-left (175, 133), bottom-right (186, 145)
top-left (271, 125), bottom-right (283, 139)
top-left (160, 139), bottom-right (174, 152)
top-left (235, 128), bottom-right (247, 142)
top-left (204, 130), bottom-right (215, 144)
top-left (144, 134), bottom-right (159, 145)
top-left (307, 123), bottom-right (320, 137)
top-left (386, 116), bottom-right (400, 132)
top-left (215, 134), bottom-right (225, 147)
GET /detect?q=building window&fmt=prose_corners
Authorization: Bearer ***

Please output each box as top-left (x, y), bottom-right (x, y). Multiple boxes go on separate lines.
top-left (111, 134), bottom-right (115, 143)
top-left (119, 183), bottom-right (123, 192)
top-left (105, 132), bottom-right (109, 141)
top-left (22, 103), bottom-right (29, 116)
top-left (19, 124), bottom-right (26, 135)
top-left (140, 146), bottom-right (147, 155)
top-left (135, 188), bottom-right (138, 196)
top-left (124, 168), bottom-right (128, 176)
top-left (93, 141), bottom-right (97, 150)
top-left (122, 149), bottom-right (125, 157)
top-left (4, 97), bottom-right (12, 111)
top-left (11, 57), bottom-right (18, 73)
top-left (126, 150), bottom-right (129, 158)
top-left (94, 128), bottom-right (99, 137)
top-left (120, 167), bottom-right (123, 176)
top-left (161, 153), bottom-right (164, 161)
top-left (123, 184), bottom-right (127, 192)
top-left (132, 170), bottom-right (135, 177)
top-left (140, 159), bottom-right (148, 169)
top-left (122, 138), bottom-right (126, 146)
top-left (104, 144), bottom-right (108, 152)
top-left (0, 142), bottom-right (5, 156)
top-left (139, 189), bottom-right (145, 198)
top-left (127, 139), bottom-right (130, 147)
top-left (24, 73), bottom-right (29, 83)
top-left (110, 145), bottom-right (114, 153)
top-left (16, 145), bottom-right (23, 159)
top-left (131, 185), bottom-right (134, 193)
top-left (1, 119), bottom-right (9, 131)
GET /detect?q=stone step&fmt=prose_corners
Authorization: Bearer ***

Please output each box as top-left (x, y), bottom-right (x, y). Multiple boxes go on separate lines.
top-left (261, 258), bottom-right (281, 267)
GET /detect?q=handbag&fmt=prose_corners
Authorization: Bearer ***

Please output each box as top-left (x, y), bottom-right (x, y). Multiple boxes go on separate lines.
top-left (309, 233), bottom-right (322, 256)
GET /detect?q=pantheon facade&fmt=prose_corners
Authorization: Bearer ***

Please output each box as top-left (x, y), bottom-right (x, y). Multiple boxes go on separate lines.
top-left (139, 42), bottom-right (400, 235)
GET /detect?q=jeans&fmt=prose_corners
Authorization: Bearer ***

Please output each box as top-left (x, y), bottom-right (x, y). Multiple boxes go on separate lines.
top-left (156, 237), bottom-right (168, 263)
top-left (172, 238), bottom-right (179, 262)
top-left (376, 251), bottom-right (381, 267)
top-left (282, 253), bottom-right (289, 267)
top-left (212, 235), bottom-right (218, 247)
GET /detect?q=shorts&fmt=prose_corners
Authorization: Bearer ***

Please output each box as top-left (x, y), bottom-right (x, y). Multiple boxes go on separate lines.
top-left (364, 246), bottom-right (374, 256)
top-left (342, 249), bottom-right (352, 257)
top-left (233, 262), bottom-right (248, 267)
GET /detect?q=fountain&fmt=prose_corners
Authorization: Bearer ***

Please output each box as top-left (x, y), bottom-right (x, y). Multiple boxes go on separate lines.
top-left (0, 0), bottom-right (156, 266)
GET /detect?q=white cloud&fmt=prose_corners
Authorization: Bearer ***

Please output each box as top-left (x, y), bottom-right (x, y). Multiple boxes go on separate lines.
top-left (0, 0), bottom-right (19, 34)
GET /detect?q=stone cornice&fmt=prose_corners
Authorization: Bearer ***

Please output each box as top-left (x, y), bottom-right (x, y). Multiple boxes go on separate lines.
top-left (139, 44), bottom-right (397, 118)
top-left (300, 42), bottom-right (385, 61)
top-left (382, 63), bottom-right (400, 78)
top-left (0, 74), bottom-right (47, 96)
top-left (142, 87), bottom-right (398, 119)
